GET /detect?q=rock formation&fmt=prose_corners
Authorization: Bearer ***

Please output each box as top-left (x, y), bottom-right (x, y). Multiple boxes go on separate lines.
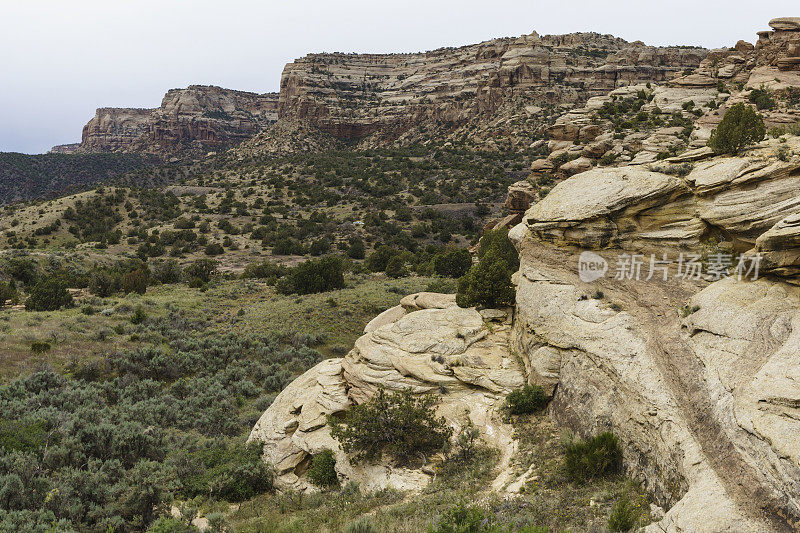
top-left (278, 33), bottom-right (707, 146)
top-left (507, 125), bottom-right (800, 532)
top-left (249, 295), bottom-right (522, 492)
top-left (522, 137), bottom-right (800, 252)
top-left (79, 108), bottom-right (153, 153)
top-left (72, 86), bottom-right (278, 156)
top-left (243, 17), bottom-right (800, 532)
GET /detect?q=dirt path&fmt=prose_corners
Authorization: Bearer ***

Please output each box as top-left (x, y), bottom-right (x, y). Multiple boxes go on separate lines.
top-left (520, 242), bottom-right (796, 532)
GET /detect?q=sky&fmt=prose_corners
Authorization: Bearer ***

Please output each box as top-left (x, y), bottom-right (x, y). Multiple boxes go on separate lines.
top-left (1, 0), bottom-right (797, 154)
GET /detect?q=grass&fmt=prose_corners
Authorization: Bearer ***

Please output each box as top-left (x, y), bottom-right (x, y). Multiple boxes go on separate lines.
top-left (0, 274), bottom-right (436, 379)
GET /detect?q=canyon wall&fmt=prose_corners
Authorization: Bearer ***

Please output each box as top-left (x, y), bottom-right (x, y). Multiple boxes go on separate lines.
top-left (278, 32), bottom-right (708, 143)
top-left (74, 85), bottom-right (278, 155)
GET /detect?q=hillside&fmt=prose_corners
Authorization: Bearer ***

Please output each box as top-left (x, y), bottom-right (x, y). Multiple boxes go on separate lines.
top-left (0, 151), bottom-right (159, 205)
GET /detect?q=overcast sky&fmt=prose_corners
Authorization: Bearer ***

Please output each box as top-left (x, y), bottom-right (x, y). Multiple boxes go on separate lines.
top-left (1, 1), bottom-right (796, 154)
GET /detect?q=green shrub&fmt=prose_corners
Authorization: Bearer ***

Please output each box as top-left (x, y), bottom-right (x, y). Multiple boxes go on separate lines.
top-left (30, 341), bottom-right (51, 354)
top-left (307, 449), bottom-right (338, 487)
top-left (147, 517), bottom-right (199, 533)
top-left (476, 228), bottom-right (519, 270)
top-left (0, 419), bottom-right (47, 452)
top-left (330, 387), bottom-right (452, 463)
top-left (89, 270), bottom-right (118, 297)
top-left (564, 432), bottom-right (623, 482)
top-left (431, 502), bottom-right (491, 533)
top-left (204, 243), bottom-right (224, 256)
top-left (0, 281), bottom-right (17, 306)
top-left (181, 441), bottom-right (274, 502)
top-left (707, 103), bottom-right (766, 155)
top-left (456, 229), bottom-right (518, 310)
top-left (241, 260), bottom-right (285, 280)
top-left (505, 385), bottom-right (549, 415)
top-left (310, 238), bottom-right (331, 256)
top-left (131, 306), bottom-right (147, 325)
top-left (25, 277), bottom-right (74, 311)
top-left (385, 255), bottom-right (408, 278)
top-left (456, 255), bottom-right (515, 309)
top-left (276, 256), bottom-right (345, 295)
top-left (344, 517), bottom-right (376, 533)
top-left (748, 85), bottom-right (776, 110)
top-left (433, 249), bottom-right (473, 278)
top-left (607, 496), bottom-right (639, 532)
top-left (347, 237), bottom-right (366, 260)
top-left (366, 245), bottom-right (400, 272)
top-left (151, 259), bottom-right (182, 284)
top-left (184, 259), bottom-right (216, 284)
top-left (122, 267), bottom-right (150, 295)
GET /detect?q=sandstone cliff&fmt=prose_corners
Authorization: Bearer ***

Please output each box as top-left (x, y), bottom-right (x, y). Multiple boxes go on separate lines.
top-left (74, 85), bottom-right (278, 156)
top-left (277, 32), bottom-right (707, 148)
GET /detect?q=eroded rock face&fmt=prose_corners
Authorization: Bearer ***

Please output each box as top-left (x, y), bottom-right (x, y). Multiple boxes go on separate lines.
top-left (522, 166), bottom-right (700, 249)
top-left (755, 212), bottom-right (800, 277)
top-left (249, 296), bottom-right (523, 492)
top-left (77, 86), bottom-right (279, 155)
top-left (509, 126), bottom-right (800, 530)
top-left (278, 33), bottom-right (706, 145)
top-left (509, 235), bottom-right (798, 531)
top-left (80, 108), bottom-right (153, 153)
top-left (521, 138), bottom-right (800, 251)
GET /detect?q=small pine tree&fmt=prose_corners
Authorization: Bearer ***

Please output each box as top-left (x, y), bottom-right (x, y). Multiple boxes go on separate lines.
top-left (433, 249), bottom-right (473, 278)
top-left (122, 268), bottom-right (149, 295)
top-left (385, 255), bottom-right (407, 279)
top-left (330, 387), bottom-right (452, 464)
top-left (347, 238), bottom-right (366, 260)
top-left (564, 432), bottom-right (623, 482)
top-left (505, 385), bottom-right (549, 415)
top-left (25, 277), bottom-right (74, 311)
top-left (456, 228), bottom-right (518, 309)
top-left (456, 250), bottom-right (515, 309)
top-left (707, 103), bottom-right (766, 155)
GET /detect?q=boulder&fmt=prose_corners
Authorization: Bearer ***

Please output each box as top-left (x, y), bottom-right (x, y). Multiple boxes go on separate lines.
top-left (364, 305), bottom-right (407, 333)
top-left (769, 17), bottom-right (800, 32)
top-left (530, 158), bottom-right (555, 174)
top-left (399, 292), bottom-right (457, 311)
top-left (559, 156), bottom-right (594, 176)
top-left (523, 166), bottom-right (698, 248)
top-left (581, 139), bottom-right (613, 159)
top-left (504, 180), bottom-right (538, 213)
top-left (753, 212), bottom-right (800, 277)
top-left (546, 123), bottom-right (580, 141)
top-left (250, 302), bottom-right (525, 492)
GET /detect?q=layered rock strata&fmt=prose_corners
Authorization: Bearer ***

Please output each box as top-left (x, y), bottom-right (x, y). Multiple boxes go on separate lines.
top-left (279, 33), bottom-right (707, 144)
top-left (74, 86), bottom-right (278, 155)
top-left (249, 296), bottom-right (522, 492)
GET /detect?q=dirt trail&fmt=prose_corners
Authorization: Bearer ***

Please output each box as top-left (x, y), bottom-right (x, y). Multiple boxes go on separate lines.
top-left (521, 242), bottom-right (796, 532)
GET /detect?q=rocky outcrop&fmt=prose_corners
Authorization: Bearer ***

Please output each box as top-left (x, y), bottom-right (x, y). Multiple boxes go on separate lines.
top-left (74, 86), bottom-right (278, 155)
top-left (508, 237), bottom-right (799, 531)
top-left (521, 137), bottom-right (800, 251)
top-left (278, 32), bottom-right (707, 146)
top-left (48, 143), bottom-right (81, 154)
top-left (754, 212), bottom-right (800, 277)
top-left (80, 108), bottom-right (153, 153)
top-left (249, 296), bottom-right (522, 492)
top-left (508, 129), bottom-right (800, 531)
top-left (246, 17), bottom-right (800, 532)
top-left (142, 86), bottom-right (278, 152)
